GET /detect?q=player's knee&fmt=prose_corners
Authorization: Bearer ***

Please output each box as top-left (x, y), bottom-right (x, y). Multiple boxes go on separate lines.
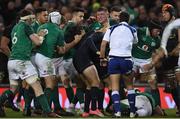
top-left (148, 74), bottom-right (156, 85)
top-left (25, 75), bottom-right (39, 85)
top-left (61, 75), bottom-right (70, 88)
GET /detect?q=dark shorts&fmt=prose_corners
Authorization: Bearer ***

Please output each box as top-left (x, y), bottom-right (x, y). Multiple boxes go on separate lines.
top-left (108, 56), bottom-right (133, 75)
top-left (160, 56), bottom-right (178, 71)
top-left (73, 53), bottom-right (93, 74)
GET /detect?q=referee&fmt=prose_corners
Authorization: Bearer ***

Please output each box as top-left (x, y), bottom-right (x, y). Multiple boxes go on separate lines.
top-left (100, 11), bottom-right (138, 118)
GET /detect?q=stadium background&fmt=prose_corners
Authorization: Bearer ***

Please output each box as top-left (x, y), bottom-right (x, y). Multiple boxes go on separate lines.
top-left (0, 0), bottom-right (179, 111)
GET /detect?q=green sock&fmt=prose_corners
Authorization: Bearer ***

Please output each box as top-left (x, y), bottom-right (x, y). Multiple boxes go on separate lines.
top-left (36, 94), bottom-right (51, 113)
top-left (23, 89), bottom-right (33, 110)
top-left (0, 90), bottom-right (13, 105)
top-left (51, 86), bottom-right (61, 110)
top-left (65, 87), bottom-right (74, 103)
top-left (44, 88), bottom-right (52, 106)
top-left (151, 89), bottom-right (161, 106)
top-left (76, 88), bottom-right (84, 104)
top-left (34, 97), bottom-right (42, 109)
top-left (72, 95), bottom-right (78, 105)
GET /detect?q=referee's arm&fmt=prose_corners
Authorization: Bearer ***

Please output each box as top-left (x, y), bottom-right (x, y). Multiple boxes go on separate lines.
top-left (100, 29), bottom-right (110, 58)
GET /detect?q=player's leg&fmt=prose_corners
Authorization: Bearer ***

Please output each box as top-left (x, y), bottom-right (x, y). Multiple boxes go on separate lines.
top-left (0, 60), bottom-right (26, 117)
top-left (80, 74), bottom-right (91, 117)
top-left (121, 58), bottom-right (136, 118)
top-left (65, 59), bottom-right (85, 111)
top-left (35, 53), bottom-right (56, 107)
top-left (23, 61), bottom-right (60, 117)
top-left (82, 65), bottom-right (104, 117)
top-left (174, 66), bottom-right (180, 116)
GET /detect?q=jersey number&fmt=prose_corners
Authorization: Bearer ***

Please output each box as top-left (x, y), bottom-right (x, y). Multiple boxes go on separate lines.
top-left (12, 33), bottom-right (18, 44)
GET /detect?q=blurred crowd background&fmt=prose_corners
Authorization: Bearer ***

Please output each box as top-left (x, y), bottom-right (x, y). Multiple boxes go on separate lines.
top-left (0, 0), bottom-right (179, 84)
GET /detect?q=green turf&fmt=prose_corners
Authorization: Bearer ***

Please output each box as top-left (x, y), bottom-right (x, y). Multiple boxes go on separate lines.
top-left (2, 108), bottom-right (179, 118)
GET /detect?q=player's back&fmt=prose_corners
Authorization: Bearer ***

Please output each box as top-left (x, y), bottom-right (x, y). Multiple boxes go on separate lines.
top-left (37, 22), bottom-right (64, 58)
top-left (10, 21), bottom-right (34, 60)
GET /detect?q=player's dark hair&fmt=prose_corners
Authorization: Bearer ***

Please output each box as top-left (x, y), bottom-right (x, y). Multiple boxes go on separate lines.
top-left (97, 7), bottom-right (108, 12)
top-left (35, 7), bottom-right (47, 15)
top-left (19, 9), bottom-right (33, 17)
top-left (110, 6), bottom-right (121, 12)
top-left (73, 7), bottom-right (85, 13)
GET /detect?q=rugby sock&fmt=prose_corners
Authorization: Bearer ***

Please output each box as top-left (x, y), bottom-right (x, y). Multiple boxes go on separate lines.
top-left (51, 86), bottom-right (61, 110)
top-left (44, 88), bottom-right (52, 106)
top-left (34, 98), bottom-right (42, 109)
top-left (111, 91), bottom-right (121, 113)
top-left (171, 88), bottom-right (180, 110)
top-left (151, 89), bottom-right (161, 106)
top-left (72, 95), bottom-right (78, 105)
top-left (23, 89), bottom-right (33, 110)
top-left (107, 90), bottom-right (112, 109)
top-left (91, 87), bottom-right (98, 111)
top-left (65, 87), bottom-right (74, 103)
top-left (127, 89), bottom-right (136, 113)
top-left (76, 88), bottom-right (84, 104)
top-left (98, 88), bottom-right (104, 110)
top-left (0, 90), bottom-right (14, 105)
top-left (17, 87), bottom-right (23, 103)
top-left (176, 85), bottom-right (180, 110)
top-left (84, 89), bottom-right (91, 113)
top-left (36, 94), bottom-right (51, 113)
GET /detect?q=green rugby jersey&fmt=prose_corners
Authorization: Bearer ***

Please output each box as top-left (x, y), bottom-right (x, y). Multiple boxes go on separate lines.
top-left (132, 27), bottom-right (160, 59)
top-left (10, 21), bottom-right (34, 60)
top-left (37, 22), bottom-right (64, 58)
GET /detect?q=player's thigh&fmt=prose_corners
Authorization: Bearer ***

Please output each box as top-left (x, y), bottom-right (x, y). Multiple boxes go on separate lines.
top-left (133, 57), bottom-right (152, 73)
top-left (35, 53), bottom-right (55, 78)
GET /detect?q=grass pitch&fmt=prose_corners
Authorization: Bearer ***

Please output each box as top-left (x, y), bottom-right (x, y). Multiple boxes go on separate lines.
top-left (2, 108), bottom-right (179, 118)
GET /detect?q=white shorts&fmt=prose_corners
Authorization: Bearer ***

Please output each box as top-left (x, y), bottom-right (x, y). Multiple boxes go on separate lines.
top-left (8, 60), bottom-right (38, 80)
top-left (133, 57), bottom-right (152, 73)
top-left (63, 58), bottom-right (78, 79)
top-left (35, 53), bottom-right (55, 77)
top-left (52, 57), bottom-right (67, 76)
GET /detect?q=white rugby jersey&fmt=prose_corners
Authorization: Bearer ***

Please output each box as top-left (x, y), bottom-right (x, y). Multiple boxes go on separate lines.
top-left (103, 22), bottom-right (138, 57)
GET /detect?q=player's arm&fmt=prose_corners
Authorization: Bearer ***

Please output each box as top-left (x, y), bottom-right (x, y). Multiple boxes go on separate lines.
top-left (169, 29), bottom-right (180, 56)
top-left (64, 30), bottom-right (85, 52)
top-left (29, 33), bottom-right (44, 46)
top-left (87, 36), bottom-right (99, 55)
top-left (0, 36), bottom-right (10, 56)
top-left (29, 25), bottom-right (47, 46)
top-left (143, 48), bottom-right (165, 71)
top-left (161, 19), bottom-right (180, 56)
top-left (100, 29), bottom-right (110, 66)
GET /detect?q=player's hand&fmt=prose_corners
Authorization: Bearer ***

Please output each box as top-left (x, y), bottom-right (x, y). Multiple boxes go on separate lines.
top-left (168, 47), bottom-right (180, 56)
top-left (100, 58), bottom-right (108, 67)
top-left (142, 63), bottom-right (153, 72)
top-left (57, 46), bottom-right (65, 54)
top-left (74, 30), bottom-right (85, 43)
top-left (38, 29), bottom-right (48, 37)
top-left (96, 51), bottom-right (100, 55)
